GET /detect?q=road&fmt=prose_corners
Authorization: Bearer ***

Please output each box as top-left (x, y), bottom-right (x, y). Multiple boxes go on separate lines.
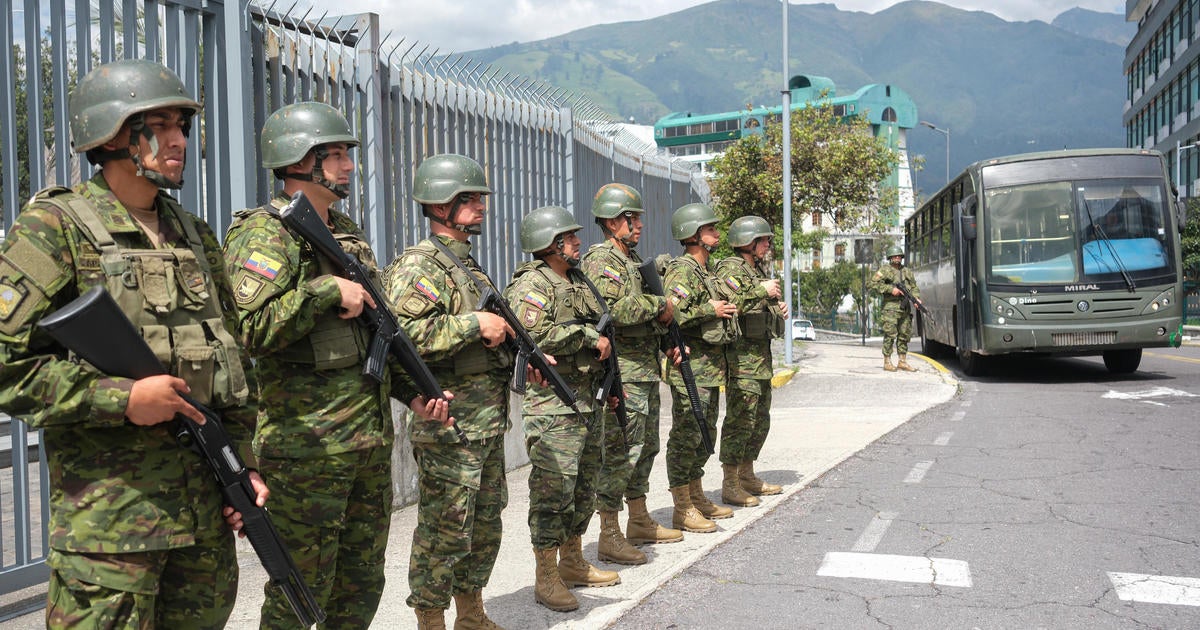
top-left (618, 345), bottom-right (1200, 629)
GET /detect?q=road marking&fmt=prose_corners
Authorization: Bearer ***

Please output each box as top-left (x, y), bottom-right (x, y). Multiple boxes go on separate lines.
top-left (851, 511), bottom-right (898, 552)
top-left (1108, 572), bottom-right (1200, 606)
top-left (933, 432), bottom-right (953, 446)
top-left (903, 461), bottom-right (934, 483)
top-left (950, 410), bottom-right (966, 422)
top-left (1145, 351), bottom-right (1200, 365)
top-left (1102, 387), bottom-right (1197, 401)
top-left (961, 400), bottom-right (973, 407)
top-left (818, 552), bottom-right (972, 587)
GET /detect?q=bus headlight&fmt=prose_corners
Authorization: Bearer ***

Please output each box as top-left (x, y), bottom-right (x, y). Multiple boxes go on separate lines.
top-left (1142, 288), bottom-right (1177, 315)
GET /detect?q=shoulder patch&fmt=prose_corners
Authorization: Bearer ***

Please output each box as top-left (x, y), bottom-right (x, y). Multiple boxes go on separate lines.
top-left (725, 276), bottom-right (742, 291)
top-left (0, 280), bottom-right (27, 321)
top-left (601, 265), bottom-right (623, 283)
top-left (522, 291), bottom-right (548, 309)
top-left (872, 272), bottom-right (883, 281)
top-left (671, 285), bottom-right (690, 300)
top-left (243, 251), bottom-right (283, 280)
top-left (414, 276), bottom-right (441, 303)
top-left (234, 275), bottom-right (266, 305)
top-left (521, 305), bottom-right (542, 328)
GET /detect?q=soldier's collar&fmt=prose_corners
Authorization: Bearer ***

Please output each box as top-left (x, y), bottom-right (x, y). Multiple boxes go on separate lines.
top-left (434, 233), bottom-right (473, 258)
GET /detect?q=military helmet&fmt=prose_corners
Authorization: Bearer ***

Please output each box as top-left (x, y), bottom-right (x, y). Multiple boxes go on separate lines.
top-left (260, 102), bottom-right (358, 169)
top-left (520, 206), bottom-right (582, 253)
top-left (727, 215), bottom-right (772, 248)
top-left (591, 183), bottom-right (644, 218)
top-left (670, 202), bottom-right (718, 241)
top-left (413, 154), bottom-right (493, 205)
top-left (69, 59), bottom-right (200, 153)
top-left (886, 245), bottom-right (905, 258)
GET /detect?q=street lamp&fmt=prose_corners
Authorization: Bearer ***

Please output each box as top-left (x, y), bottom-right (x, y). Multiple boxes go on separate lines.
top-left (1175, 139), bottom-right (1199, 199)
top-left (920, 120), bottom-right (950, 184)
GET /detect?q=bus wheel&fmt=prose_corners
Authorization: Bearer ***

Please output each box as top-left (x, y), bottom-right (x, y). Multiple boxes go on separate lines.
top-left (922, 331), bottom-right (948, 359)
top-left (957, 347), bottom-right (985, 376)
top-left (1103, 348), bottom-right (1142, 374)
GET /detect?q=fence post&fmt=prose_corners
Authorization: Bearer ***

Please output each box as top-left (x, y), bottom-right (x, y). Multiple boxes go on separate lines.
top-left (220, 0), bottom-right (258, 232)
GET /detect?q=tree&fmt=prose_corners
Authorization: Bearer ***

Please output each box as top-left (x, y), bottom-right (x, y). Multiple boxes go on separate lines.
top-left (797, 260), bottom-right (860, 319)
top-left (1184, 198), bottom-right (1200, 294)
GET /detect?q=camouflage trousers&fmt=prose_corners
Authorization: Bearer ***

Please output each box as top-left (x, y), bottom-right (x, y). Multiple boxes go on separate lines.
top-left (45, 531), bottom-right (236, 629)
top-left (257, 446), bottom-right (392, 629)
top-left (525, 409), bottom-right (602, 549)
top-left (407, 436), bottom-right (508, 610)
top-left (666, 384), bottom-right (720, 488)
top-left (881, 304), bottom-right (914, 357)
top-left (596, 379), bottom-right (662, 511)
top-left (720, 377), bottom-right (772, 464)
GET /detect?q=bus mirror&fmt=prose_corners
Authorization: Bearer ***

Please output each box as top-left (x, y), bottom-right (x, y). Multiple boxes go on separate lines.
top-left (960, 214), bottom-right (977, 241)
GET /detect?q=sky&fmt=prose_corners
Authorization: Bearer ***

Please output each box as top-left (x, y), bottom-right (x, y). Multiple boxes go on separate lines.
top-left (328, 0), bottom-right (1127, 55)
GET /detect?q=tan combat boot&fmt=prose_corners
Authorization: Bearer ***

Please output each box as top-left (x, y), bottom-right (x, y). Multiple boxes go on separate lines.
top-left (452, 591), bottom-right (504, 630)
top-left (558, 536), bottom-right (620, 587)
top-left (597, 511), bottom-right (647, 565)
top-left (883, 356), bottom-right (897, 372)
top-left (739, 460), bottom-right (783, 495)
top-left (897, 354), bottom-right (918, 372)
top-left (626, 496), bottom-right (683, 545)
top-left (415, 608), bottom-right (448, 630)
top-left (533, 547), bottom-right (578, 612)
top-left (689, 478), bottom-right (733, 519)
top-left (669, 484), bottom-right (716, 533)
top-left (721, 463), bottom-right (760, 506)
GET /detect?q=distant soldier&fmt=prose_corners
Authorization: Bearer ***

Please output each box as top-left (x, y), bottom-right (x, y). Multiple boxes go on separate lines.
top-left (870, 245), bottom-right (922, 372)
top-left (715, 216), bottom-right (787, 506)
top-left (0, 59), bottom-right (262, 627)
top-left (580, 184), bottom-right (683, 564)
top-left (663, 203), bottom-right (741, 532)
top-left (223, 102), bottom-right (449, 629)
top-left (507, 205), bottom-right (621, 612)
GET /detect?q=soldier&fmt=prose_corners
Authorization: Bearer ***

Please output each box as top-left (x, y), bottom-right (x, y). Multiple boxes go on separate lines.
top-left (715, 216), bottom-right (788, 507)
top-left (382, 154), bottom-right (518, 630)
top-left (580, 184), bottom-right (683, 565)
top-left (222, 102), bottom-right (449, 629)
top-left (506, 205), bottom-right (620, 613)
top-left (663, 203), bottom-right (740, 532)
top-left (0, 59), bottom-right (263, 627)
top-left (870, 245), bottom-right (923, 372)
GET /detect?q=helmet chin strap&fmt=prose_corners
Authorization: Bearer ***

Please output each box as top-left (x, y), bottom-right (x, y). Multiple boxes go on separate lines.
top-left (429, 197), bottom-right (482, 235)
top-left (124, 114), bottom-right (190, 190)
top-left (284, 146), bottom-right (350, 199)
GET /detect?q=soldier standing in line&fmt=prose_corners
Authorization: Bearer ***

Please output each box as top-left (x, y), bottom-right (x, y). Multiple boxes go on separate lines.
top-left (715, 216), bottom-right (788, 507)
top-left (0, 59), bottom-right (264, 627)
top-left (222, 102), bottom-right (450, 629)
top-left (383, 154), bottom-right (520, 630)
top-left (580, 183), bottom-right (683, 565)
top-left (506, 205), bottom-right (621, 613)
top-left (663, 203), bottom-right (741, 533)
top-left (870, 245), bottom-right (922, 372)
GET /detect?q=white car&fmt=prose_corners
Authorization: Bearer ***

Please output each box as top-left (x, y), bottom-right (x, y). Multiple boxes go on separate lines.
top-left (791, 319), bottom-right (816, 341)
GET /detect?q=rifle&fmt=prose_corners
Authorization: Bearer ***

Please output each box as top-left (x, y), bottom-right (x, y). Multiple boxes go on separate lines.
top-left (37, 286), bottom-right (325, 628)
top-left (595, 313), bottom-right (629, 446)
top-left (279, 191), bottom-right (465, 444)
top-left (637, 259), bottom-right (715, 455)
top-left (893, 281), bottom-right (928, 316)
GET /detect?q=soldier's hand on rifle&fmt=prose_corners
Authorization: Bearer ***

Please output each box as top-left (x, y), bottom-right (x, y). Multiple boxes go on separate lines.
top-left (528, 353), bottom-right (555, 387)
top-left (222, 471), bottom-right (270, 538)
top-left (607, 394), bottom-right (622, 411)
top-left (779, 302), bottom-right (790, 318)
top-left (476, 311), bottom-right (513, 348)
top-left (411, 390), bottom-right (455, 427)
top-left (760, 278), bottom-right (782, 299)
top-left (334, 276), bottom-right (376, 319)
top-left (595, 335), bottom-right (612, 361)
top-left (710, 299), bottom-right (737, 319)
top-left (126, 375), bottom-right (206, 426)
top-left (665, 345), bottom-right (686, 366)
top-left (890, 287), bottom-right (903, 297)
top-left (655, 297), bottom-right (675, 324)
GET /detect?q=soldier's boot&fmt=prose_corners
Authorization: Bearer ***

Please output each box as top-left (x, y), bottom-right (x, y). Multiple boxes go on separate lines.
top-left (897, 354), bottom-right (918, 372)
top-left (739, 460), bottom-right (783, 496)
top-left (415, 608), bottom-right (448, 630)
top-left (669, 484), bottom-right (716, 533)
top-left (533, 547), bottom-right (578, 612)
top-left (689, 478), bottom-right (733, 519)
top-left (626, 496), bottom-right (683, 545)
top-left (597, 511), bottom-right (647, 565)
top-left (452, 591), bottom-right (504, 630)
top-left (558, 536), bottom-right (621, 588)
top-left (883, 356), bottom-right (897, 372)
top-left (721, 463), bottom-right (760, 506)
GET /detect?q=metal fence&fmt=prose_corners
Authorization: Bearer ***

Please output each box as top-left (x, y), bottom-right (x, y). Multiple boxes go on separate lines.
top-left (0, 0), bottom-right (707, 607)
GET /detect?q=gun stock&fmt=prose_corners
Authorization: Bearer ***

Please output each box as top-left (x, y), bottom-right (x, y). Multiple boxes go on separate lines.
top-left (637, 259), bottom-right (715, 454)
top-left (37, 286), bottom-right (325, 628)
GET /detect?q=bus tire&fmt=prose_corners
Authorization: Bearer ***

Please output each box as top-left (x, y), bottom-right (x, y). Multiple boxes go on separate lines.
top-left (957, 347), bottom-right (985, 376)
top-left (1102, 348), bottom-right (1142, 374)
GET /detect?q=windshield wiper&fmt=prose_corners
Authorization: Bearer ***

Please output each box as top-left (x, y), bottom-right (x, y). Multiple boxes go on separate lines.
top-left (1080, 195), bottom-right (1137, 292)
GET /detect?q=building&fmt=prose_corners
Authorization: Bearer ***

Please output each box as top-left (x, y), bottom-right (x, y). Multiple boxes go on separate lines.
top-left (652, 74), bottom-right (918, 271)
top-left (1124, 0), bottom-right (1200, 195)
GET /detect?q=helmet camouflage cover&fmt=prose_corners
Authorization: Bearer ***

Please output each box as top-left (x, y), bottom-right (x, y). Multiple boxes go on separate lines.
top-left (260, 101), bottom-right (359, 169)
top-left (886, 245), bottom-right (905, 258)
top-left (591, 183), bottom-right (644, 219)
top-left (412, 154), bottom-right (493, 205)
top-left (670, 202), bottom-right (718, 241)
top-left (520, 206), bottom-right (582, 253)
top-left (727, 215), bottom-right (772, 248)
top-left (69, 58), bottom-right (200, 153)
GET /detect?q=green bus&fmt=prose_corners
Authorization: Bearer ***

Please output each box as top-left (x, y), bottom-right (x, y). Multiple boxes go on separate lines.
top-left (906, 148), bottom-right (1185, 375)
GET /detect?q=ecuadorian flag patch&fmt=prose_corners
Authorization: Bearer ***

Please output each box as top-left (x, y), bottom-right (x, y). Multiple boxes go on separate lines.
top-left (244, 251), bottom-right (282, 280)
top-left (602, 266), bottom-right (622, 282)
top-left (725, 277), bottom-right (742, 291)
top-left (415, 277), bottom-right (440, 302)
top-left (671, 285), bottom-right (690, 299)
top-left (523, 291), bottom-right (548, 309)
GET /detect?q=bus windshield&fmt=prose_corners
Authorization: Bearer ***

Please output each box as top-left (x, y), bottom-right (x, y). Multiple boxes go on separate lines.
top-left (985, 178), bottom-right (1172, 285)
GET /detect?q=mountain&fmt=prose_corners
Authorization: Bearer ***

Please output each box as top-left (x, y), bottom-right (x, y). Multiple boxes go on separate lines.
top-left (467, 0), bottom-right (1126, 192)
top-left (1051, 7), bottom-right (1135, 47)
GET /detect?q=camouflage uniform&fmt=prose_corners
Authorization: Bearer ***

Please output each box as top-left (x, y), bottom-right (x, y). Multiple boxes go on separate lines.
top-left (383, 235), bottom-right (511, 611)
top-left (715, 255), bottom-right (784, 464)
top-left (505, 261), bottom-right (605, 548)
top-left (0, 173), bottom-right (257, 628)
top-left (870, 260), bottom-right (922, 358)
top-left (663, 254), bottom-right (739, 487)
top-left (223, 193), bottom-right (416, 628)
top-left (580, 241), bottom-right (667, 510)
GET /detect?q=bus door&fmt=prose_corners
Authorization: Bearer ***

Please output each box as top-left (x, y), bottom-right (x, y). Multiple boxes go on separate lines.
top-left (953, 194), bottom-right (979, 352)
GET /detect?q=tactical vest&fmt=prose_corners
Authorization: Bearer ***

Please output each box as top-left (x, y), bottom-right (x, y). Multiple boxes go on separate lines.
top-left (585, 243), bottom-right (657, 339)
top-left (409, 239), bottom-right (513, 375)
top-left (512, 262), bottom-right (604, 375)
top-left (717, 257), bottom-right (784, 340)
top-left (677, 255), bottom-right (740, 345)
top-left (32, 187), bottom-right (248, 407)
